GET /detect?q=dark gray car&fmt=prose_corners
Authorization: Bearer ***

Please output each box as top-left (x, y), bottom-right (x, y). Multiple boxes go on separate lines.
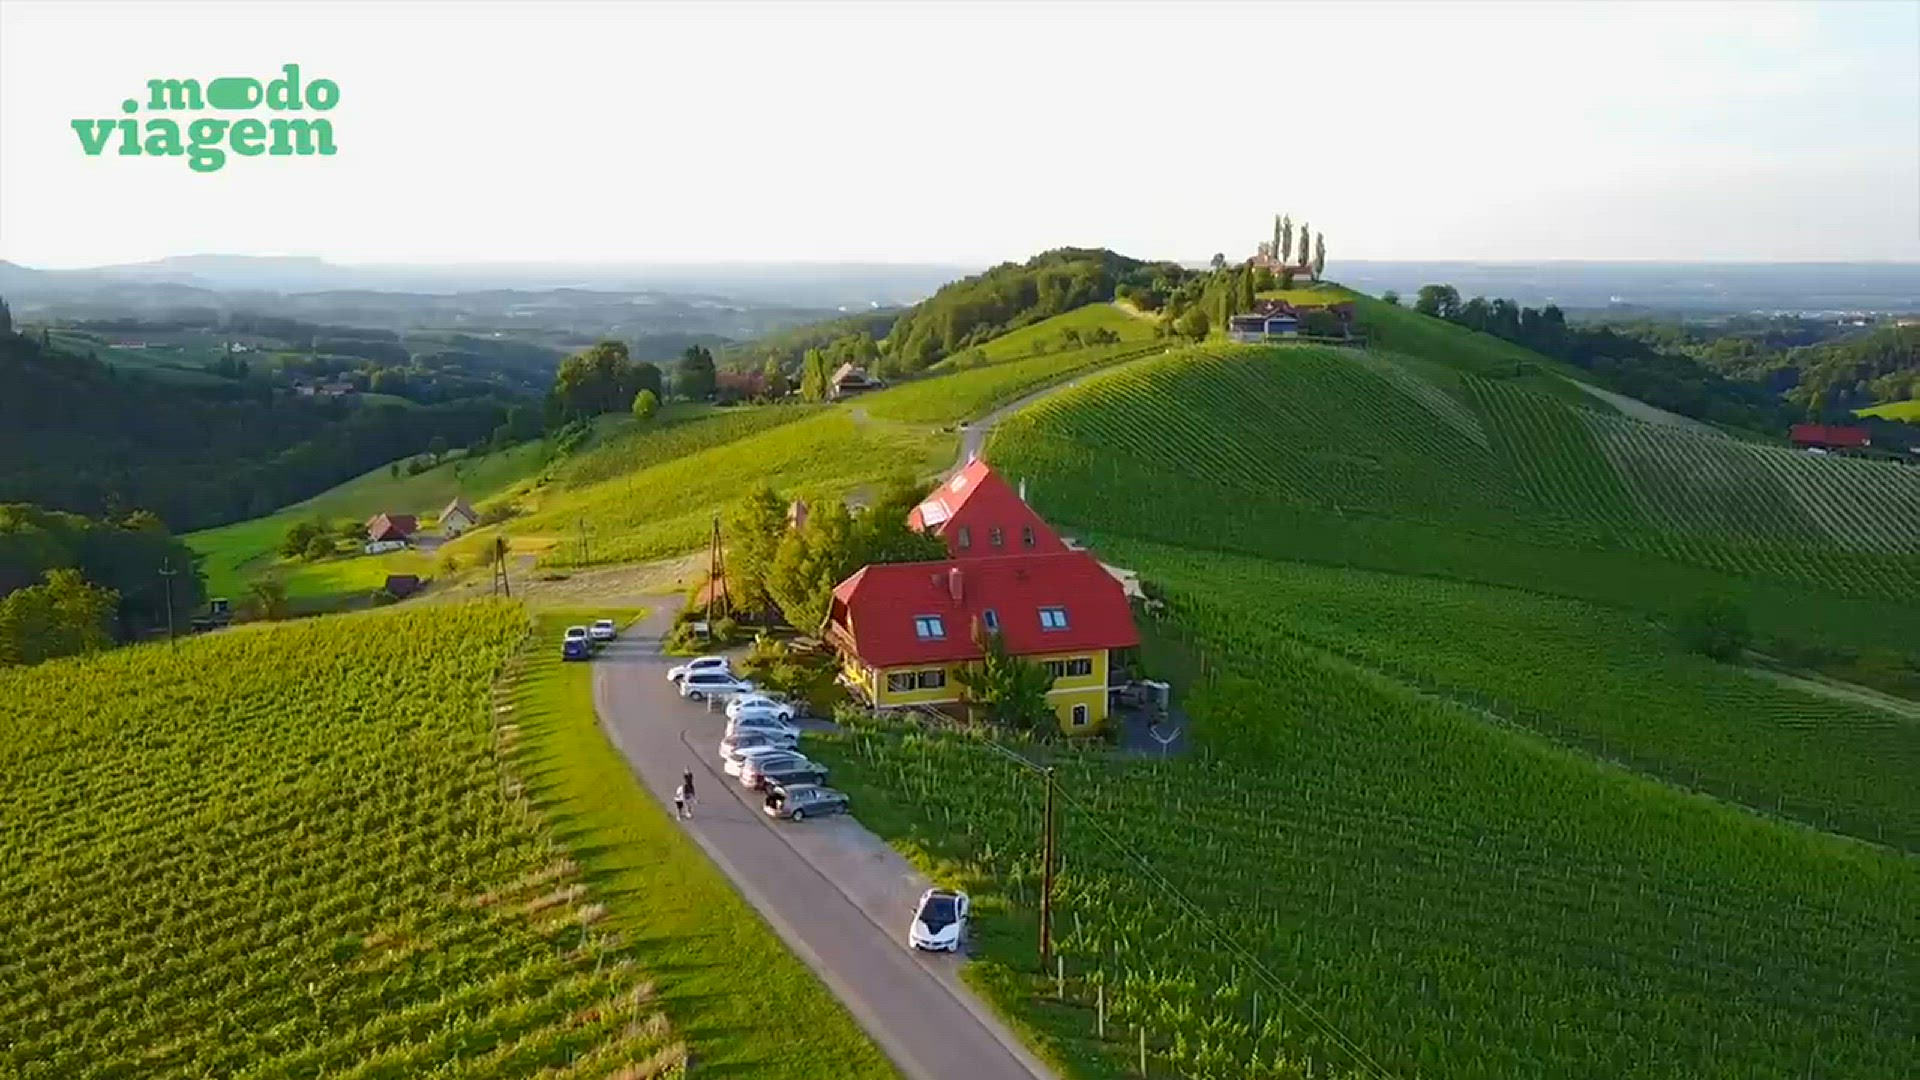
top-left (763, 783), bottom-right (849, 821)
top-left (751, 760), bottom-right (829, 792)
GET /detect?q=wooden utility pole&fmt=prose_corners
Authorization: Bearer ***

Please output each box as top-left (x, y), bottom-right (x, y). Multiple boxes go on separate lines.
top-left (491, 536), bottom-right (512, 598)
top-left (705, 515), bottom-right (730, 627)
top-left (1039, 765), bottom-right (1057, 971)
top-left (158, 559), bottom-right (178, 640)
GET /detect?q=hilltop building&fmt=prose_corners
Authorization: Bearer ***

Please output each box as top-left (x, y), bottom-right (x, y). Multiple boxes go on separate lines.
top-left (365, 513), bottom-right (418, 544)
top-left (829, 362), bottom-right (881, 398)
top-left (826, 460), bottom-right (1138, 732)
top-left (1227, 298), bottom-right (1355, 343)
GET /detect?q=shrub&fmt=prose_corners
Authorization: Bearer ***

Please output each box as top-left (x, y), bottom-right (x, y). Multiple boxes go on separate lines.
top-left (1676, 595), bottom-right (1752, 661)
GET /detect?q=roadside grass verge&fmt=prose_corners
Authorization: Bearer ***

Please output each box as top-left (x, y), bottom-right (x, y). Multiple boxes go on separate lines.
top-left (504, 611), bottom-right (898, 1080)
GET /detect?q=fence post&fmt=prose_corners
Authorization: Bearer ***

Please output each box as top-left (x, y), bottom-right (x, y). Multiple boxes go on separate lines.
top-left (1097, 984), bottom-right (1106, 1040)
top-left (1056, 956), bottom-right (1064, 999)
top-left (1138, 1026), bottom-right (1147, 1075)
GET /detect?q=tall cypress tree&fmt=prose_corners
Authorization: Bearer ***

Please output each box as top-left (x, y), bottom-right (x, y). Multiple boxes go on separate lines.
top-left (1313, 232), bottom-right (1327, 281)
top-left (1280, 216), bottom-right (1294, 263)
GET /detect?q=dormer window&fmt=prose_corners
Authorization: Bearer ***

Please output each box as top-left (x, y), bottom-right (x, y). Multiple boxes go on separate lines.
top-left (989, 527), bottom-right (1003, 548)
top-left (915, 615), bottom-right (946, 640)
top-left (957, 525), bottom-right (971, 549)
top-left (1039, 606), bottom-right (1068, 631)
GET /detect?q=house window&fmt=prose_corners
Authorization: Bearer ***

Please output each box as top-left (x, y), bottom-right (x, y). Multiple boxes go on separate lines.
top-left (1065, 657), bottom-right (1093, 677)
top-left (916, 669), bottom-right (947, 690)
top-left (1039, 606), bottom-right (1069, 631)
top-left (957, 525), bottom-right (971, 549)
top-left (1071, 704), bottom-right (1089, 727)
top-left (1043, 660), bottom-right (1064, 679)
top-left (914, 615), bottom-right (946, 640)
top-left (982, 608), bottom-right (999, 633)
top-left (887, 672), bottom-right (915, 693)
top-left (989, 527), bottom-right (1003, 548)
top-left (1022, 525), bottom-right (1035, 549)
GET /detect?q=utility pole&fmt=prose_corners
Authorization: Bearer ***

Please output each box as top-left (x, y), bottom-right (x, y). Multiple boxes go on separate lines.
top-left (1039, 765), bottom-right (1057, 972)
top-left (158, 559), bottom-right (178, 640)
top-left (491, 536), bottom-right (512, 598)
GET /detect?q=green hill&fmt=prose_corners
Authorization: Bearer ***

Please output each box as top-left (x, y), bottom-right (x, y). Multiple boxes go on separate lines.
top-left (991, 343), bottom-right (1920, 647)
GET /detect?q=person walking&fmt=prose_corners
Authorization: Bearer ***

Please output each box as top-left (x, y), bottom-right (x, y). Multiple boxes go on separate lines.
top-left (673, 782), bottom-right (691, 820)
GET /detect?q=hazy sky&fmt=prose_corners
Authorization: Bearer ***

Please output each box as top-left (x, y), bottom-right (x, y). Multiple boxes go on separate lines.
top-left (2, 0), bottom-right (1916, 268)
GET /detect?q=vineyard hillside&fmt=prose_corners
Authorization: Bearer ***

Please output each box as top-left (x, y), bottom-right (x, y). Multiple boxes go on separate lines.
top-left (0, 604), bottom-right (681, 1077)
top-left (809, 549), bottom-right (1920, 1079)
top-left (989, 343), bottom-right (1920, 653)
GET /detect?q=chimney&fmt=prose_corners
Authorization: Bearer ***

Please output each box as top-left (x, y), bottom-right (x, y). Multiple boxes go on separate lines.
top-left (947, 567), bottom-right (963, 602)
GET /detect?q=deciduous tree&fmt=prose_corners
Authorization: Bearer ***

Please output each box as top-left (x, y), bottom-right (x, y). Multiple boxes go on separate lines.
top-left (630, 388), bottom-right (659, 422)
top-left (953, 625), bottom-right (1056, 731)
top-left (675, 345), bottom-right (718, 401)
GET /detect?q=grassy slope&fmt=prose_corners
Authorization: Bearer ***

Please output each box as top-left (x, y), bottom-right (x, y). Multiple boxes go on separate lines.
top-left (507, 611), bottom-right (897, 1078)
top-left (962, 303), bottom-right (1158, 364)
top-left (188, 439), bottom-right (550, 601)
top-left (863, 341), bottom-right (1165, 426)
top-left (1858, 399), bottom-right (1920, 421)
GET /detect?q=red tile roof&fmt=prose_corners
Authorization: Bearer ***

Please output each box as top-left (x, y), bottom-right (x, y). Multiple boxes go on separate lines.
top-left (366, 513), bottom-right (418, 542)
top-left (1790, 423), bottom-right (1869, 448)
top-left (828, 551), bottom-right (1138, 668)
top-left (908, 459), bottom-right (1068, 558)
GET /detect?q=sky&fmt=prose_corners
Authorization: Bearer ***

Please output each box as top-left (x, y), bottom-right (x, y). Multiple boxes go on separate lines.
top-left (1, 0), bottom-right (1916, 269)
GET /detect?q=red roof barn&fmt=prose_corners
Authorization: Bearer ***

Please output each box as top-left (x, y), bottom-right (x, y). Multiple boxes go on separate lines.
top-left (1790, 424), bottom-right (1870, 450)
top-left (366, 513), bottom-right (419, 543)
top-left (908, 459), bottom-right (1068, 558)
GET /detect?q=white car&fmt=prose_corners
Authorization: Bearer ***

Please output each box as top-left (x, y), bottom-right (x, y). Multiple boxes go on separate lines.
top-left (721, 740), bottom-right (793, 777)
top-left (908, 888), bottom-right (970, 952)
top-left (724, 713), bottom-right (802, 743)
top-left (725, 693), bottom-right (797, 722)
top-left (589, 619), bottom-right (618, 643)
top-left (667, 656), bottom-right (730, 683)
top-left (679, 671), bottom-right (755, 702)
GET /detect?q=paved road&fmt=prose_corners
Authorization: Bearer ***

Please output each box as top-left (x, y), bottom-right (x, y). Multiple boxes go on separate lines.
top-left (592, 607), bottom-right (1054, 1080)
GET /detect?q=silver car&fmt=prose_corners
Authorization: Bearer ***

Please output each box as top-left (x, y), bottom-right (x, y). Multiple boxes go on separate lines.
top-left (762, 783), bottom-right (849, 821)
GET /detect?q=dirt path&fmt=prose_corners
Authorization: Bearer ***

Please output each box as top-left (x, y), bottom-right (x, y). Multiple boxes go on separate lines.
top-left (1562, 377), bottom-right (1718, 434)
top-left (1741, 666), bottom-right (1920, 722)
top-left (954, 346), bottom-right (1175, 473)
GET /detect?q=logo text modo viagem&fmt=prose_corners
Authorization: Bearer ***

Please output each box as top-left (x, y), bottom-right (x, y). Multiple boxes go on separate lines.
top-left (72, 64), bottom-right (338, 174)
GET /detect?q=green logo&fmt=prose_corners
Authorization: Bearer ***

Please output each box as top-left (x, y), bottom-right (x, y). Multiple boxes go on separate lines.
top-left (72, 64), bottom-right (338, 174)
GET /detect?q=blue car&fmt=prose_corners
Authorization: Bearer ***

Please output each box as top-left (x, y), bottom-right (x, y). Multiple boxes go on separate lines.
top-left (561, 625), bottom-right (592, 661)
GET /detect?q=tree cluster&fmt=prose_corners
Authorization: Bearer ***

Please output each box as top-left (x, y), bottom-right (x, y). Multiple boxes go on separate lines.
top-left (0, 502), bottom-right (203, 646)
top-left (0, 328), bottom-right (507, 532)
top-left (1410, 283), bottom-right (1795, 433)
top-left (549, 340), bottom-right (664, 420)
top-left (722, 478), bottom-right (947, 632)
top-left (0, 569), bottom-right (118, 667)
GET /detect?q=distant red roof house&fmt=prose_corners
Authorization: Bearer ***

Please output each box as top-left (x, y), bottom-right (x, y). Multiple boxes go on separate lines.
top-left (908, 458), bottom-right (1068, 558)
top-left (1790, 424), bottom-right (1870, 450)
top-left (827, 553), bottom-right (1139, 669)
top-left (366, 513), bottom-right (419, 543)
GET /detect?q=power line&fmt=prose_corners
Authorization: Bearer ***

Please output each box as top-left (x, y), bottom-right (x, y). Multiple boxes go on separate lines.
top-left (978, 739), bottom-right (1396, 1080)
top-left (1046, 779), bottom-right (1399, 1080)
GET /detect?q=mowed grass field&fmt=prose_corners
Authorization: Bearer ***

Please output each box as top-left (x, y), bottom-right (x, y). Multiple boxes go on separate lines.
top-left (1858, 398), bottom-right (1920, 421)
top-left (934, 303), bottom-right (1159, 366)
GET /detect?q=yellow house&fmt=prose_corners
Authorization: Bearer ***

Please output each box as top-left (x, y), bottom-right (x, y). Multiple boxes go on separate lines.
top-left (826, 555), bottom-right (1138, 733)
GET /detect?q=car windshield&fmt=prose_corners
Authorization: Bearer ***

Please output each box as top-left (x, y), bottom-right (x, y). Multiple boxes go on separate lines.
top-left (565, 628), bottom-right (586, 638)
top-left (594, 621), bottom-right (613, 629)
top-left (918, 896), bottom-right (958, 929)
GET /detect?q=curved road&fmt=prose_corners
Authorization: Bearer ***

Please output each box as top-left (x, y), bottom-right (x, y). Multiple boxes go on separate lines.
top-left (592, 607), bottom-right (1054, 1080)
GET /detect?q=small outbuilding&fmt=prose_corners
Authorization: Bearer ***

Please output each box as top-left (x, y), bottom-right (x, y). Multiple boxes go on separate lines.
top-left (441, 499), bottom-right (479, 537)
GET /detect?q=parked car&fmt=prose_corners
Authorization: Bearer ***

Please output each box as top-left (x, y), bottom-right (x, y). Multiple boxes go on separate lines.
top-left (561, 626), bottom-right (592, 661)
top-left (589, 619), bottom-right (618, 644)
top-left (720, 726), bottom-right (798, 763)
top-left (908, 888), bottom-right (970, 952)
top-left (680, 670), bottom-right (756, 702)
top-left (725, 693), bottom-right (797, 722)
top-left (739, 752), bottom-right (827, 791)
top-left (721, 740), bottom-right (793, 777)
top-left (724, 713), bottom-right (802, 743)
top-left (667, 656), bottom-right (730, 683)
top-left (762, 783), bottom-right (850, 821)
